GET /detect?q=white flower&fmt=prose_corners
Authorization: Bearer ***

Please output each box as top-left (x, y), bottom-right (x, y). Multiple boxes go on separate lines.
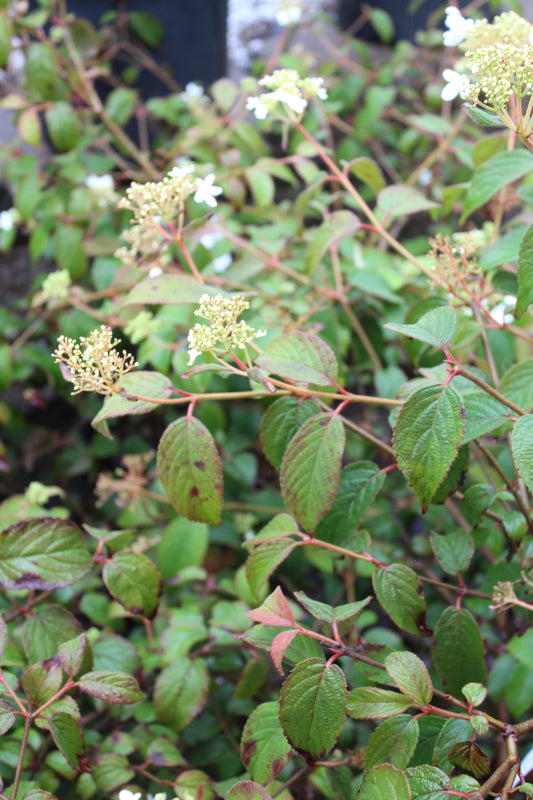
top-left (246, 96), bottom-right (269, 120)
top-left (148, 266), bottom-right (163, 278)
top-left (212, 254), bottom-right (232, 274)
top-left (187, 347), bottom-right (202, 366)
top-left (490, 295), bottom-right (516, 325)
top-left (118, 791), bottom-right (142, 800)
top-left (443, 6), bottom-right (474, 47)
top-left (0, 209), bottom-right (15, 232)
top-left (194, 174), bottom-right (223, 208)
top-left (85, 173), bottom-right (114, 190)
top-left (276, 3), bottom-right (303, 26)
top-left (185, 82), bottom-right (204, 97)
top-left (418, 168), bottom-right (433, 187)
top-left (168, 164), bottom-right (195, 179)
top-left (268, 88), bottom-right (308, 115)
top-left (256, 329), bottom-right (267, 338)
top-left (441, 68), bottom-right (470, 101)
top-left (200, 231), bottom-right (223, 250)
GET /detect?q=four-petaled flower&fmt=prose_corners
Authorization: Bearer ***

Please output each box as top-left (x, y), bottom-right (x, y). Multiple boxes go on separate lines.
top-left (443, 5), bottom-right (474, 47)
top-left (441, 68), bottom-right (470, 101)
top-left (194, 174), bottom-right (223, 208)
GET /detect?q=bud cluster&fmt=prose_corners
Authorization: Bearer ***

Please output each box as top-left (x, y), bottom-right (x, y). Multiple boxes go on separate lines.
top-left (52, 326), bottom-right (137, 395)
top-left (246, 68), bottom-right (327, 121)
top-left (187, 294), bottom-right (266, 366)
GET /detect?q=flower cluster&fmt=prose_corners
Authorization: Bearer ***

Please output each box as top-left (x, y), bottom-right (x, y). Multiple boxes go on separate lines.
top-left (52, 326), bottom-right (137, 395)
top-left (276, 0), bottom-right (304, 27)
top-left (33, 269), bottom-right (71, 308)
top-left (187, 294), bottom-right (266, 366)
top-left (246, 69), bottom-right (327, 121)
top-left (428, 233), bottom-right (480, 289)
top-left (462, 43), bottom-right (533, 117)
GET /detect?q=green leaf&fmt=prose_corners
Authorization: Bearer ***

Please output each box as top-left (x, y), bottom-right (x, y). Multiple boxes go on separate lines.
top-left (0, 12), bottom-right (11, 68)
top-left (365, 715), bottom-right (419, 769)
top-left (304, 210), bottom-right (361, 273)
top-left (508, 628), bottom-right (533, 666)
top-left (448, 741), bottom-right (490, 780)
top-left (433, 719), bottom-right (474, 772)
top-left (463, 104), bottom-right (507, 128)
top-left (385, 652), bottom-right (432, 705)
top-left (260, 397), bottom-right (319, 472)
top-left (77, 671), bottom-right (143, 705)
top-left (462, 683), bottom-right (487, 707)
top-left (462, 150), bottom-right (533, 221)
top-left (478, 223), bottom-right (529, 271)
top-left (241, 702), bottom-right (293, 783)
top-left (295, 591), bottom-right (371, 626)
top-left (22, 605), bottom-right (81, 663)
top-left (157, 517), bottom-right (209, 577)
top-left (57, 634), bottom-right (88, 678)
top-left (23, 661), bottom-right (62, 706)
top-left (432, 608), bottom-right (486, 698)
top-left (17, 108), bottom-right (42, 148)
top-left (92, 371), bottom-right (174, 437)
top-left (373, 564), bottom-right (429, 637)
top-left (280, 413), bottom-right (345, 533)
top-left (355, 764), bottom-right (410, 800)
top-left (462, 392), bottom-right (509, 443)
top-left (128, 10), bottom-right (164, 46)
top-left (49, 713), bottom-right (86, 771)
top-left (348, 157), bottom-right (385, 195)
top-left (511, 414), bottom-right (533, 493)
top-left (0, 699), bottom-right (15, 735)
top-left (430, 530), bottom-right (474, 576)
top-left (279, 657), bottom-right (346, 761)
top-left (105, 87), bottom-right (137, 125)
top-left (393, 383), bottom-right (465, 511)
top-left (245, 539), bottom-right (297, 595)
top-left (147, 737), bottom-right (186, 767)
top-left (315, 462), bottom-right (385, 546)
top-left (516, 224), bottom-right (533, 318)
top-left (244, 513), bottom-right (299, 547)
top-left (0, 517), bottom-right (92, 590)
top-left (44, 102), bottom-right (81, 152)
top-left (256, 333), bottom-right (338, 387)
top-left (157, 416), bottom-right (223, 525)
top-left (378, 185), bottom-right (439, 217)
top-left (430, 446), bottom-right (469, 504)
top-left (92, 753), bottom-right (134, 792)
top-left (154, 658), bottom-right (209, 731)
top-left (54, 225), bottom-right (87, 279)
top-left (407, 765), bottom-right (450, 800)
top-left (123, 272), bottom-right (217, 306)
top-left (245, 167), bottom-right (275, 208)
top-left (347, 687), bottom-right (411, 719)
top-left (103, 552), bottom-right (162, 618)
top-left (226, 782), bottom-right (272, 800)
top-left (24, 42), bottom-right (60, 100)
top-left (385, 306), bottom-right (456, 349)
top-left (0, 615), bottom-right (7, 661)
top-left (499, 360), bottom-right (533, 412)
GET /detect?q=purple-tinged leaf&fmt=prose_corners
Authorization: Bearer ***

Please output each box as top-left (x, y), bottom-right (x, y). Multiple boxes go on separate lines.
top-left (226, 781), bottom-right (273, 800)
top-left (57, 634), bottom-right (88, 678)
top-left (0, 699), bottom-right (15, 735)
top-left (77, 670), bottom-right (143, 705)
top-left (241, 702), bottom-right (293, 783)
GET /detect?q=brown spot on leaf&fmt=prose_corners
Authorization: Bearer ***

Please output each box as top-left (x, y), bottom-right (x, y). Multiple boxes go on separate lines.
top-left (415, 610), bottom-right (432, 637)
top-left (78, 756), bottom-right (92, 773)
top-left (241, 737), bottom-right (256, 765)
top-left (190, 486), bottom-right (199, 497)
top-left (194, 460), bottom-right (205, 470)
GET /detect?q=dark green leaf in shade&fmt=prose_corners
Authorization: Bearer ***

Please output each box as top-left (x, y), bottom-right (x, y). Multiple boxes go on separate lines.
top-left (430, 446), bottom-right (469, 505)
top-left (0, 518), bottom-right (92, 590)
top-left (516, 224), bottom-right (533, 318)
top-left (0, 13), bottom-right (11, 68)
top-left (226, 782), bottom-right (273, 800)
top-left (355, 764), bottom-right (411, 800)
top-left (385, 652), bottom-right (433, 705)
top-left (407, 765), bottom-right (450, 800)
top-left (346, 687), bottom-right (411, 719)
top-left (128, 11), bottom-right (164, 46)
top-left (304, 210), bottom-right (361, 273)
top-left (77, 671), bottom-right (143, 705)
top-left (461, 150), bottom-right (533, 221)
top-left (280, 413), bottom-right (345, 533)
top-left (92, 371), bottom-right (174, 438)
top-left (432, 608), bottom-right (486, 698)
top-left (157, 517), bottom-right (209, 577)
top-left (157, 416), bottom-right (223, 525)
top-left (256, 333), bottom-right (339, 387)
top-left (393, 384), bottom-right (465, 511)
top-left (49, 713), bottom-right (86, 771)
top-left (105, 87), bottom-right (137, 125)
top-left (348, 157), bottom-right (386, 194)
top-left (57, 634), bottom-right (87, 678)
top-left (365, 715), bottom-right (419, 769)
top-left (234, 658), bottom-right (269, 700)
top-left (373, 564), bottom-right (430, 637)
top-left (54, 225), bottom-right (87, 279)
top-left (240, 702), bottom-right (293, 783)
top-left (44, 102), bottom-right (81, 152)
top-left (260, 397), bottom-right (319, 472)
top-left (279, 658), bottom-right (346, 761)
top-left (430, 530), bottom-right (474, 576)
top-left (315, 462), bottom-right (385, 546)
top-left (103, 552), bottom-right (162, 618)
top-left (462, 392), bottom-right (509, 443)
top-left (511, 414), bottom-right (533, 493)
top-left (447, 742), bottom-right (491, 780)
top-left (245, 539), bottom-right (298, 595)
top-left (385, 306), bottom-right (456, 349)
top-left (154, 658), bottom-right (209, 731)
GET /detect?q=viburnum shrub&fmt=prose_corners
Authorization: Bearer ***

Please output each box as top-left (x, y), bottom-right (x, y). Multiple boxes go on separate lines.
top-left (1, 2), bottom-right (533, 799)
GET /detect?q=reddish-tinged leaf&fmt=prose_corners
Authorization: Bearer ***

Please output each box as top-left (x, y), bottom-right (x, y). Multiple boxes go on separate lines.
top-left (271, 630), bottom-right (298, 675)
top-left (448, 741), bottom-right (490, 779)
top-left (247, 586), bottom-right (296, 627)
top-left (226, 781), bottom-right (273, 800)
top-left (280, 413), bottom-right (345, 533)
top-left (157, 416), bottom-right (223, 525)
top-left (241, 702), bottom-right (293, 783)
top-left (77, 671), bottom-right (143, 705)
top-left (0, 699), bottom-right (15, 735)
